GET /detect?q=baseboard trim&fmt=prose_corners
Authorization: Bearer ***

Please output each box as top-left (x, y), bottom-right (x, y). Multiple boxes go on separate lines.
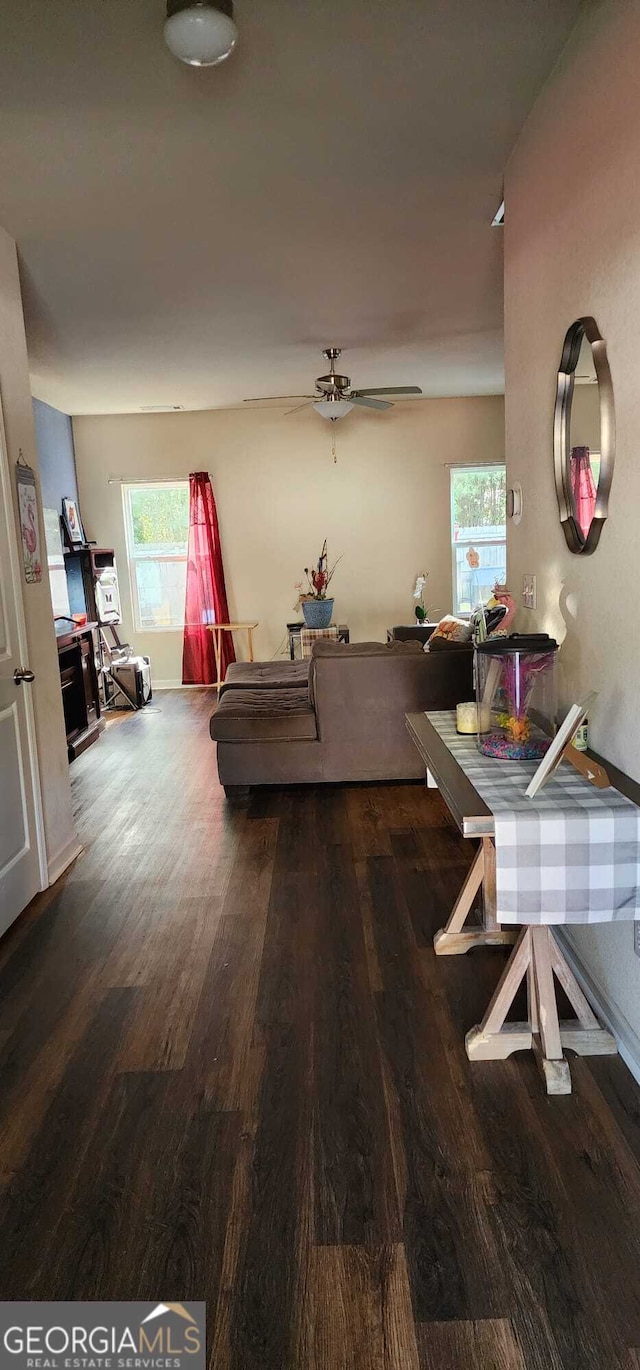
top-left (153, 680), bottom-right (217, 691)
top-left (47, 835), bottom-right (83, 887)
top-left (557, 928), bottom-right (640, 1086)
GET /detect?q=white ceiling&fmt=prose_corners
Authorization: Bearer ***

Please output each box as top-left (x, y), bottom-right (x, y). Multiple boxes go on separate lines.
top-left (0, 0), bottom-right (583, 414)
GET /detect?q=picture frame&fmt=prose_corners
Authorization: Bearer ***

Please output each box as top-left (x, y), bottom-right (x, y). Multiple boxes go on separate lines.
top-left (16, 461), bottom-right (42, 583)
top-left (61, 496), bottom-right (85, 548)
top-left (526, 692), bottom-right (599, 799)
top-left (43, 505), bottom-right (70, 618)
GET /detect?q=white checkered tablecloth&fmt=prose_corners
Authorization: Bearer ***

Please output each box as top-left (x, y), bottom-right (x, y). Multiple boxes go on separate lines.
top-left (300, 625), bottom-right (340, 659)
top-left (427, 710), bottom-right (640, 925)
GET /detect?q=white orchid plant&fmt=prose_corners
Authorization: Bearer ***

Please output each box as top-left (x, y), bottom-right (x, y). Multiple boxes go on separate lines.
top-left (413, 572), bottom-right (430, 622)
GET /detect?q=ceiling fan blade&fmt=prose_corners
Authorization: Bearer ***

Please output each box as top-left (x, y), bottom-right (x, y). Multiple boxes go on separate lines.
top-left (352, 385), bottom-right (423, 397)
top-left (243, 394), bottom-right (314, 403)
top-left (285, 401), bottom-right (314, 416)
top-left (350, 395), bottom-right (393, 411)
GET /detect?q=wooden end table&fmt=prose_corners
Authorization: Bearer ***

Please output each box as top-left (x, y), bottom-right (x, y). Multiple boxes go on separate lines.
top-left (208, 622), bottom-right (258, 691)
top-left (287, 622), bottom-right (350, 660)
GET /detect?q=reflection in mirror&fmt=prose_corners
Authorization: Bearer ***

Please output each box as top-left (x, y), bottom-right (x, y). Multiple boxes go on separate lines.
top-left (570, 333), bottom-right (600, 540)
top-left (553, 317), bottom-right (615, 555)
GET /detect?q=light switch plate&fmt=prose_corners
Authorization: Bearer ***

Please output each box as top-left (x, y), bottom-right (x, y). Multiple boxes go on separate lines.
top-left (522, 573), bottom-right (537, 610)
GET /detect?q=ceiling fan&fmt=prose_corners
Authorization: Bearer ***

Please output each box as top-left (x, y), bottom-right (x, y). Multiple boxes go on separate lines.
top-left (244, 347), bottom-right (423, 422)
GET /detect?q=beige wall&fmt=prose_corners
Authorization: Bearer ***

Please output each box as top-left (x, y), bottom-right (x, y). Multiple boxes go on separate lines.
top-left (0, 226), bottom-right (78, 880)
top-left (505, 0), bottom-right (640, 1059)
top-left (73, 396), bottom-right (504, 683)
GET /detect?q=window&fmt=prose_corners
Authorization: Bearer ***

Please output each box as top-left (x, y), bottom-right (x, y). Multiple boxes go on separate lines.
top-left (450, 464), bottom-right (507, 616)
top-left (122, 481), bottom-right (189, 630)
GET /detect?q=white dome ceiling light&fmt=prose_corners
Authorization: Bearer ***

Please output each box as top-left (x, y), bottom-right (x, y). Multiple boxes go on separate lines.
top-left (164, 1), bottom-right (238, 68)
top-left (313, 396), bottom-right (354, 422)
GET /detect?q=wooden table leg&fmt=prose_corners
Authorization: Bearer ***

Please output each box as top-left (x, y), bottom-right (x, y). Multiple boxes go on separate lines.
top-left (212, 627), bottom-right (222, 692)
top-left (531, 926), bottom-right (571, 1095)
top-left (466, 923), bottom-right (617, 1095)
top-left (247, 626), bottom-right (254, 662)
top-left (433, 839), bottom-right (518, 956)
top-left (481, 836), bottom-right (498, 930)
top-left (527, 956), bottom-right (538, 1035)
top-left (466, 928), bottom-right (534, 1059)
top-left (548, 933), bottom-right (617, 1058)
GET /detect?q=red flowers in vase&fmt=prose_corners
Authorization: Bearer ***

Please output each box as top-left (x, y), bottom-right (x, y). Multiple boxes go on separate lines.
top-left (302, 540), bottom-right (341, 601)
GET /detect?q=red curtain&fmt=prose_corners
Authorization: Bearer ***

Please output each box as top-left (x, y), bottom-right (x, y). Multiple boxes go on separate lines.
top-left (570, 446), bottom-right (597, 539)
top-left (182, 471), bottom-right (235, 685)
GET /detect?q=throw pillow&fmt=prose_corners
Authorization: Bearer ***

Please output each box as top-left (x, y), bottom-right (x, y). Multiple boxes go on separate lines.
top-left (426, 635), bottom-right (473, 652)
top-left (424, 615), bottom-right (473, 652)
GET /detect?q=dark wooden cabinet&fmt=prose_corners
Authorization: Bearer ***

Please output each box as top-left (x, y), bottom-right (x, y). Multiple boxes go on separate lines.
top-left (56, 623), bottom-right (103, 760)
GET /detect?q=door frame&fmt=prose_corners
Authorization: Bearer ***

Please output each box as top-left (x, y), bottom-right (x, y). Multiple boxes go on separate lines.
top-left (0, 391), bottom-right (48, 892)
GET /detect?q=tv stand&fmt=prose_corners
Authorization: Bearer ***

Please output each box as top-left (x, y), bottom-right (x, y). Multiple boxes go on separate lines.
top-left (56, 622), bottom-right (103, 760)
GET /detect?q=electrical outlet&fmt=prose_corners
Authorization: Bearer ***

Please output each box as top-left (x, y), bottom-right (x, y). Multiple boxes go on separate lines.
top-left (522, 573), bottom-right (537, 610)
top-left (634, 922), bottom-right (640, 958)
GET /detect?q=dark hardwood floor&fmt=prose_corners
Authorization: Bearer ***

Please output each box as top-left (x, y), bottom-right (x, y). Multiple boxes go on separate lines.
top-left (1, 689), bottom-right (640, 1368)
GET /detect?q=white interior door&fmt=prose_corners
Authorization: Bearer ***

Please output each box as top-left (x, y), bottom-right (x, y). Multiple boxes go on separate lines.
top-left (0, 411), bottom-right (45, 935)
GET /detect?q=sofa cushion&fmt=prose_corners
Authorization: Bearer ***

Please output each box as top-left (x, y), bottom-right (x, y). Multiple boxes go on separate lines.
top-left (311, 638), bottom-right (424, 658)
top-left (210, 687), bottom-right (318, 743)
top-left (220, 659), bottom-right (310, 695)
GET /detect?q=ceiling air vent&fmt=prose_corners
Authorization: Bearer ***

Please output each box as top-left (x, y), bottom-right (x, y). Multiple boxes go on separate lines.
top-left (140, 404), bottom-right (185, 412)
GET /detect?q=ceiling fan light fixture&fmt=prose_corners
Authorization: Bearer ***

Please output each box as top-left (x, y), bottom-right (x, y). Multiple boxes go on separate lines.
top-left (313, 398), bottom-right (354, 421)
top-left (164, 0), bottom-right (238, 67)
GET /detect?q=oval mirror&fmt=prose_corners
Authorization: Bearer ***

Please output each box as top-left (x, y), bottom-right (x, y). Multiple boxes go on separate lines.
top-left (553, 316), bottom-right (615, 554)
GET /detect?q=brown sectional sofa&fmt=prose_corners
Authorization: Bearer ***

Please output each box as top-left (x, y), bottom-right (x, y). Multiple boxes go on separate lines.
top-left (210, 638), bottom-right (473, 792)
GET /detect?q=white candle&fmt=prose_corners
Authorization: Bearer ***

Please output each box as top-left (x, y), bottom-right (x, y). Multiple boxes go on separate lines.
top-left (457, 702), bottom-right (478, 734)
top-left (457, 701), bottom-right (491, 734)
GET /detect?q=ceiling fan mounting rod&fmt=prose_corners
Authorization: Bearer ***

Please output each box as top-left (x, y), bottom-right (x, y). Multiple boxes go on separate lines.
top-left (317, 348), bottom-right (349, 394)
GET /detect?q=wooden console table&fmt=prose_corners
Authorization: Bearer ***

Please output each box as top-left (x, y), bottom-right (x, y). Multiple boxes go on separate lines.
top-left (406, 710), bottom-right (516, 956)
top-left (406, 710), bottom-right (621, 1095)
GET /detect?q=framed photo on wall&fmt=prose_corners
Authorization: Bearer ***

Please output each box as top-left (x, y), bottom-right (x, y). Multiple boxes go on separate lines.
top-left (16, 462), bottom-right (42, 583)
top-left (61, 496), bottom-right (85, 548)
top-left (43, 506), bottom-right (70, 617)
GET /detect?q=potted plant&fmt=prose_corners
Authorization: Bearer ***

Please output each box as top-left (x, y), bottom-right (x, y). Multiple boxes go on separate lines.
top-left (294, 540), bottom-right (341, 629)
top-left (413, 572), bottom-right (430, 622)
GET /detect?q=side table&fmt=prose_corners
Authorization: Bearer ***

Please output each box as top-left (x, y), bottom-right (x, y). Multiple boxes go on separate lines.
top-left (288, 623), bottom-right (349, 660)
top-left (299, 624), bottom-right (350, 659)
top-left (208, 622), bottom-right (259, 691)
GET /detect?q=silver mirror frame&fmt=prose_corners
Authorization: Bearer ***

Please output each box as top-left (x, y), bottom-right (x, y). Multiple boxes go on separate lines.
top-left (553, 316), bottom-right (615, 555)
